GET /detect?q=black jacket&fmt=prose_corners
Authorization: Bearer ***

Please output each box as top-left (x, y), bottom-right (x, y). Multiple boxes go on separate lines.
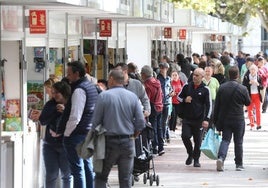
top-left (178, 82), bottom-right (212, 122)
top-left (39, 99), bottom-right (63, 144)
top-left (214, 80), bottom-right (251, 125)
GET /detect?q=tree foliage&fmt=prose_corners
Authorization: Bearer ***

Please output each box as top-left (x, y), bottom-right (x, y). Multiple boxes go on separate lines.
top-left (171, 0), bottom-right (268, 32)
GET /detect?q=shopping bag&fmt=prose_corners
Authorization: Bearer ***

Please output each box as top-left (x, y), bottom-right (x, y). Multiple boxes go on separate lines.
top-left (200, 128), bottom-right (222, 160)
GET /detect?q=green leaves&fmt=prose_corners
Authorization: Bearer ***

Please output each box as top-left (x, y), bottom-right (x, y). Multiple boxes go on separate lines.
top-left (170, 0), bottom-right (268, 31)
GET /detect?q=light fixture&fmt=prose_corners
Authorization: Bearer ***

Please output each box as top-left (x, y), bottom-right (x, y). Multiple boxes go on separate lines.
top-left (219, 2), bottom-right (227, 16)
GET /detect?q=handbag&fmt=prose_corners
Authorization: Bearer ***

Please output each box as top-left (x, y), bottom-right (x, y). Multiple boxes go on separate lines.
top-left (200, 128), bottom-right (222, 160)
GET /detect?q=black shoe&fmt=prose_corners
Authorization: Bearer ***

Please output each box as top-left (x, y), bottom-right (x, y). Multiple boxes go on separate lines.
top-left (193, 159), bottom-right (201, 167)
top-left (257, 126), bottom-right (262, 130)
top-left (158, 150), bottom-right (165, 156)
top-left (236, 165), bottom-right (245, 171)
top-left (185, 156), bottom-right (193, 165)
top-left (262, 110), bottom-right (266, 113)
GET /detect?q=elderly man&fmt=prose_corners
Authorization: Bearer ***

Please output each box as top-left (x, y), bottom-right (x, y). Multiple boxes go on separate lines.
top-left (141, 65), bottom-right (165, 156)
top-left (178, 68), bottom-right (212, 167)
top-left (92, 69), bottom-right (145, 188)
top-left (114, 63), bottom-right (150, 117)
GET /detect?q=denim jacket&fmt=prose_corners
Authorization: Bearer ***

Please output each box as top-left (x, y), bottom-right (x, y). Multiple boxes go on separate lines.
top-left (157, 73), bottom-right (172, 105)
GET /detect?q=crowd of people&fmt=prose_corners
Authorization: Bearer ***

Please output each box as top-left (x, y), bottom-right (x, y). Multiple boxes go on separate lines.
top-left (30, 49), bottom-right (268, 187)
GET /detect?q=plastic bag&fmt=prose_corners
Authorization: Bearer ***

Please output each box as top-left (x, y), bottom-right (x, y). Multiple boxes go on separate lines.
top-left (200, 128), bottom-right (222, 160)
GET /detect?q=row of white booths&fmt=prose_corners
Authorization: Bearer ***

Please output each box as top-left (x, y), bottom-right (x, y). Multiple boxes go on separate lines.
top-left (0, 0), bottom-right (242, 187)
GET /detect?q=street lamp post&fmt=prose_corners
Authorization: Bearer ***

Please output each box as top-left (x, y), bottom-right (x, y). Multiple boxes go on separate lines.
top-left (219, 2), bottom-right (227, 20)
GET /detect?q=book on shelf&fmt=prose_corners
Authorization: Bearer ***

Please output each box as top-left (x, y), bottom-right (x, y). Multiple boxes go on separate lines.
top-left (5, 117), bottom-right (22, 131)
top-left (6, 99), bottom-right (20, 118)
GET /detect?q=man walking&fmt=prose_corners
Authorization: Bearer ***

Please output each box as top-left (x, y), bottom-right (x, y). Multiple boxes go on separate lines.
top-left (214, 66), bottom-right (251, 171)
top-left (178, 68), bottom-right (212, 167)
top-left (157, 62), bottom-right (173, 145)
top-left (60, 61), bottom-right (98, 188)
top-left (92, 69), bottom-right (145, 188)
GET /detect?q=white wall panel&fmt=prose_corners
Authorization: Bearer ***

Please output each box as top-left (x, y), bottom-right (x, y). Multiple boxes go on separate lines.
top-left (127, 26), bottom-right (151, 70)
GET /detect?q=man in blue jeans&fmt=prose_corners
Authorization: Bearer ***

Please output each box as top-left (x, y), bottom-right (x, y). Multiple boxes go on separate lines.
top-left (60, 61), bottom-right (98, 188)
top-left (214, 66), bottom-right (251, 171)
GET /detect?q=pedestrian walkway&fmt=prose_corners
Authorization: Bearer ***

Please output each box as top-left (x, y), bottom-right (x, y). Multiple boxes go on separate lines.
top-left (108, 113), bottom-right (268, 187)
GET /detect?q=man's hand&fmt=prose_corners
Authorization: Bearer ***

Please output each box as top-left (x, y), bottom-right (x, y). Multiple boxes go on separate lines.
top-left (185, 96), bottom-right (192, 103)
top-left (134, 131), bottom-right (141, 138)
top-left (30, 110), bottom-right (41, 121)
top-left (143, 110), bottom-right (150, 117)
top-left (202, 120), bottom-right (209, 128)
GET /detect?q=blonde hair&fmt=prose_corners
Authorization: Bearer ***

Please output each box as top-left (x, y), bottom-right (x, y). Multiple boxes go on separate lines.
top-left (44, 77), bottom-right (59, 88)
top-left (211, 58), bottom-right (225, 75)
top-left (249, 64), bottom-right (258, 72)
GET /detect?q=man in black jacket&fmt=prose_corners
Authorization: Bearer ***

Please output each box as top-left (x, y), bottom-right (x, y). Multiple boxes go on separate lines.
top-left (178, 68), bottom-right (212, 167)
top-left (214, 66), bottom-right (251, 172)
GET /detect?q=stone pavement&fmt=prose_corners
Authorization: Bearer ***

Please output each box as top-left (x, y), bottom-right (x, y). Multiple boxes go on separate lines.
top-left (108, 113), bottom-right (268, 187)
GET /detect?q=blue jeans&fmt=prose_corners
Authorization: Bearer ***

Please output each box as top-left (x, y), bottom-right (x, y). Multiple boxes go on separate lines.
top-left (63, 135), bottom-right (94, 188)
top-left (43, 142), bottom-right (72, 188)
top-left (218, 119), bottom-right (245, 166)
top-left (149, 111), bottom-right (164, 153)
top-left (95, 137), bottom-right (135, 188)
top-left (161, 104), bottom-right (170, 140)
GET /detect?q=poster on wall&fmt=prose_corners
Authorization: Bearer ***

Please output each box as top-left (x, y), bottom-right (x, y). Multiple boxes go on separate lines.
top-left (6, 99), bottom-right (20, 118)
top-left (27, 81), bottom-right (44, 111)
top-left (0, 59), bottom-right (6, 118)
top-left (34, 47), bottom-right (45, 72)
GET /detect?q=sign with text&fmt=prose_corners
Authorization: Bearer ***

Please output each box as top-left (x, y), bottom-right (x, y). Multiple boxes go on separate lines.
top-left (99, 19), bottom-right (112, 37)
top-left (164, 27), bottom-right (172, 38)
top-left (178, 29), bottom-right (186, 40)
top-left (29, 10), bottom-right (46, 34)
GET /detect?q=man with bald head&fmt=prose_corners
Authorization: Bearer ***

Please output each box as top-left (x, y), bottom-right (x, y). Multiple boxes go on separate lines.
top-left (178, 68), bottom-right (212, 167)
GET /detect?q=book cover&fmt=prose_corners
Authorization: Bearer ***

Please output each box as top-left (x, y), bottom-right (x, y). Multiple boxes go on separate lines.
top-left (5, 117), bottom-right (22, 131)
top-left (6, 99), bottom-right (20, 118)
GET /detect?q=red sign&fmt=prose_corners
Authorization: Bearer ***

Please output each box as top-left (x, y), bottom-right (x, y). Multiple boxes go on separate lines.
top-left (164, 27), bottom-right (172, 38)
top-left (210, 34), bottom-right (216, 41)
top-left (178, 29), bottom-right (186, 40)
top-left (217, 35), bottom-right (223, 41)
top-left (29, 10), bottom-right (46, 34)
top-left (99, 19), bottom-right (112, 37)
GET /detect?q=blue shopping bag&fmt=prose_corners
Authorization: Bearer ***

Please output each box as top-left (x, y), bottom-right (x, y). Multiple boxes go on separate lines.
top-left (200, 128), bottom-right (222, 160)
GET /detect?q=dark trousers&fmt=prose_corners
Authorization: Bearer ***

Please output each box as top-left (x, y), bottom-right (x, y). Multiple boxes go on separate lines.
top-left (262, 88), bottom-right (268, 112)
top-left (218, 119), bottom-right (245, 166)
top-left (169, 103), bottom-right (180, 131)
top-left (161, 104), bottom-right (170, 140)
top-left (181, 119), bottom-right (203, 160)
top-left (149, 112), bottom-right (164, 153)
top-left (95, 137), bottom-right (135, 188)
top-left (43, 143), bottom-right (72, 188)
top-left (63, 135), bottom-right (94, 188)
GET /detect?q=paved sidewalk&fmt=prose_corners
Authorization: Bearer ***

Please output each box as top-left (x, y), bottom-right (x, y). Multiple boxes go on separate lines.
top-left (108, 113), bottom-right (268, 187)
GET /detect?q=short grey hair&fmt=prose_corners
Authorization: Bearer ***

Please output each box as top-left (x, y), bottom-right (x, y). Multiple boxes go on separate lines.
top-left (108, 69), bottom-right (124, 84)
top-left (141, 65), bottom-right (153, 78)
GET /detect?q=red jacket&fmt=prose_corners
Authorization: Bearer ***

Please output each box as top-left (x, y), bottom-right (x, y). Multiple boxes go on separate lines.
top-left (144, 77), bottom-right (163, 112)
top-left (171, 79), bottom-right (184, 104)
